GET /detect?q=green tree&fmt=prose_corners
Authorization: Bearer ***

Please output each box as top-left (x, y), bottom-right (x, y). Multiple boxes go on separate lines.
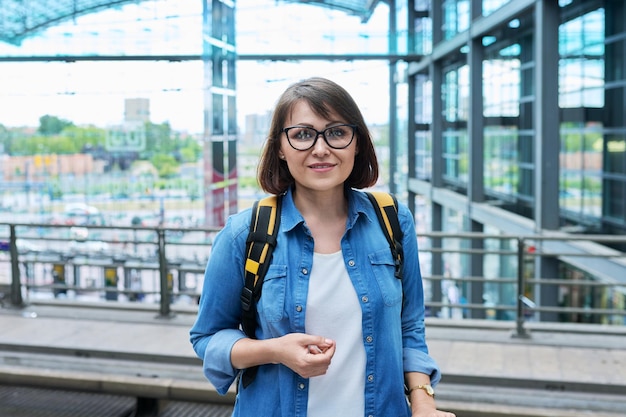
top-left (0, 123), bottom-right (8, 153)
top-left (144, 122), bottom-right (173, 156)
top-left (151, 153), bottom-right (179, 178)
top-left (10, 134), bottom-right (77, 154)
top-left (38, 115), bottom-right (74, 135)
top-left (64, 125), bottom-right (107, 150)
top-left (179, 147), bottom-right (197, 163)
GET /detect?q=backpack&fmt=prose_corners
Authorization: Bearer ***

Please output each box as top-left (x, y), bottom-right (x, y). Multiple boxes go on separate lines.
top-left (239, 191), bottom-right (404, 388)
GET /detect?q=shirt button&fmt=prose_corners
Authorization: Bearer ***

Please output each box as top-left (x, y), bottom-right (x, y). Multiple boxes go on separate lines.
top-left (296, 305), bottom-right (302, 312)
top-left (366, 335), bottom-right (373, 343)
top-left (302, 268), bottom-right (308, 275)
top-left (367, 374), bottom-right (374, 382)
top-left (348, 260), bottom-right (355, 267)
top-left (298, 383), bottom-right (305, 390)
top-left (361, 296), bottom-right (369, 303)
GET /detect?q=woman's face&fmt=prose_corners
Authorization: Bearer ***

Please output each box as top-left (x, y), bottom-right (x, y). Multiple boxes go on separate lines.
top-left (278, 100), bottom-right (357, 195)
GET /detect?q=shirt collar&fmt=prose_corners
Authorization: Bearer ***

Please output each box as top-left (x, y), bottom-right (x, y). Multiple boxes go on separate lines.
top-left (280, 187), bottom-right (375, 233)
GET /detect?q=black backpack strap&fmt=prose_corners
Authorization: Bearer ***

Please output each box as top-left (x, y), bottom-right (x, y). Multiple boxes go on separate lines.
top-left (365, 191), bottom-right (404, 280)
top-left (240, 194), bottom-right (282, 388)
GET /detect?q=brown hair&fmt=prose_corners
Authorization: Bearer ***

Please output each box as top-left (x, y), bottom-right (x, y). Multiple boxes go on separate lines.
top-left (257, 77), bottom-right (379, 194)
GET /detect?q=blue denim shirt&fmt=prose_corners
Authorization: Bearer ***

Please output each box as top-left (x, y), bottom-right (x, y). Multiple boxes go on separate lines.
top-left (190, 188), bottom-right (441, 417)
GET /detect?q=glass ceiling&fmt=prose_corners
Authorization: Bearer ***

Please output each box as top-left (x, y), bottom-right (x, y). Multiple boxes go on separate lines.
top-left (0, 0), bottom-right (391, 131)
top-left (0, 0), bottom-right (380, 46)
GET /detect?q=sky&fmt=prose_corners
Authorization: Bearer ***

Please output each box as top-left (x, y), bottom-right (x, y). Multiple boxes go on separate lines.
top-left (0, 0), bottom-right (392, 133)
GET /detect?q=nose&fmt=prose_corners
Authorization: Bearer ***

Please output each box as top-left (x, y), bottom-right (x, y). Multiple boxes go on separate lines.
top-left (311, 132), bottom-right (330, 155)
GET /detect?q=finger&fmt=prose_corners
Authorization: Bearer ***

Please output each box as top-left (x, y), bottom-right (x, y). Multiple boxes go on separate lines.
top-left (306, 335), bottom-right (333, 347)
top-left (308, 344), bottom-right (323, 354)
top-left (323, 341), bottom-right (336, 357)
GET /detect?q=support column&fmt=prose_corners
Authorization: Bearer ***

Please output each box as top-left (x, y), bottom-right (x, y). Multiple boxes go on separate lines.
top-left (535, 0), bottom-right (561, 321)
top-left (430, 202), bottom-right (443, 317)
top-left (428, 2), bottom-right (444, 314)
top-left (468, 220), bottom-right (485, 319)
top-left (202, 0), bottom-right (237, 227)
top-left (467, 0), bottom-right (485, 318)
top-left (388, 0), bottom-right (398, 194)
top-left (534, 0), bottom-right (560, 231)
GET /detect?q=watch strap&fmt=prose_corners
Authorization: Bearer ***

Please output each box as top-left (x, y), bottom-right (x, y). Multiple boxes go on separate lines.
top-left (406, 384), bottom-right (435, 397)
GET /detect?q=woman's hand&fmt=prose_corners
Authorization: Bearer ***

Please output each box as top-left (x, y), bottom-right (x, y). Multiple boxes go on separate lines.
top-left (231, 333), bottom-right (335, 378)
top-left (275, 333), bottom-right (336, 378)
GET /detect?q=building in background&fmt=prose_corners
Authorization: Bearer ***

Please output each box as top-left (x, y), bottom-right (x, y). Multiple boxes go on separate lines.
top-left (406, 0), bottom-right (626, 322)
top-left (124, 98), bottom-right (150, 124)
top-left (0, 0), bottom-right (623, 323)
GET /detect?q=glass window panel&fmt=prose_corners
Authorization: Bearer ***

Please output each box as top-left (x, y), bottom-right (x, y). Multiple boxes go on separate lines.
top-left (442, 0), bottom-right (470, 39)
top-left (458, 65), bottom-right (470, 121)
top-left (442, 130), bottom-right (468, 186)
top-left (235, 3), bottom-right (390, 55)
top-left (415, 75), bottom-right (432, 124)
top-left (415, 131), bottom-right (432, 180)
top-left (457, 0), bottom-right (471, 33)
top-left (560, 122), bottom-right (604, 222)
top-left (482, 0), bottom-right (511, 17)
top-left (605, 38), bottom-right (625, 83)
top-left (559, 9), bottom-right (605, 109)
top-left (605, 180), bottom-right (625, 220)
top-left (484, 126), bottom-right (518, 197)
top-left (443, 66), bottom-right (469, 123)
top-left (414, 16), bottom-right (433, 55)
top-left (443, 70), bottom-right (459, 122)
top-left (518, 166), bottom-right (533, 197)
top-left (605, 135), bottom-right (626, 174)
top-left (484, 56), bottom-right (521, 117)
top-left (582, 174), bottom-right (602, 217)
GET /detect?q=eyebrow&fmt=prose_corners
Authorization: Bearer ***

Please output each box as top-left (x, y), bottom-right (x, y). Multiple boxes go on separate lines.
top-left (289, 121), bottom-right (346, 128)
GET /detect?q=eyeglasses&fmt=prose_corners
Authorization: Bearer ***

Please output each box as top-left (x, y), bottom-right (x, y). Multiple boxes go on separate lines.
top-left (282, 124), bottom-right (356, 151)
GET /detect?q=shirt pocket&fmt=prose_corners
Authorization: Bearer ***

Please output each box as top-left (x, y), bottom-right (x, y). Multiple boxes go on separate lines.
top-left (369, 248), bottom-right (403, 306)
top-left (258, 264), bottom-right (288, 323)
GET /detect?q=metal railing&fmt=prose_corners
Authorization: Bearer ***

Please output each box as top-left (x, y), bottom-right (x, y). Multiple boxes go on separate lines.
top-left (1, 222), bottom-right (625, 336)
top-left (418, 231), bottom-right (626, 337)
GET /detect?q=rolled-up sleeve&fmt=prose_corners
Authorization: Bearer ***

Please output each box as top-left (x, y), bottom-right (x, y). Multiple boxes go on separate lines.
top-left (202, 328), bottom-right (247, 394)
top-left (189, 212), bottom-right (250, 394)
top-left (397, 203), bottom-right (442, 386)
top-left (403, 348), bottom-right (442, 386)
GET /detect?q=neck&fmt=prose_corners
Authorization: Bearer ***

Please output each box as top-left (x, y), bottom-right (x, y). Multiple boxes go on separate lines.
top-left (293, 186), bottom-right (348, 220)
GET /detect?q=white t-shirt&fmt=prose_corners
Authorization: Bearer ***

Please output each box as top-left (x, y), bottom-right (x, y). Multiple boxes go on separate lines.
top-left (305, 251), bottom-right (366, 417)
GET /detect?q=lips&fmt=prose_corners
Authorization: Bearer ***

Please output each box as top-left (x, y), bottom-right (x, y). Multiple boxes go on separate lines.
top-left (309, 163), bottom-right (335, 169)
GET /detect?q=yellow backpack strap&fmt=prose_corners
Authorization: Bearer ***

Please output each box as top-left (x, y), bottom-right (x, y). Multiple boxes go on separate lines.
top-left (365, 191), bottom-right (404, 280)
top-left (240, 194), bottom-right (281, 388)
top-left (243, 196), bottom-right (280, 289)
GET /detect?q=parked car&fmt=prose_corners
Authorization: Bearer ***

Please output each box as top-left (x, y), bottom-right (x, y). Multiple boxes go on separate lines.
top-left (68, 239), bottom-right (110, 254)
top-left (50, 203), bottom-right (106, 226)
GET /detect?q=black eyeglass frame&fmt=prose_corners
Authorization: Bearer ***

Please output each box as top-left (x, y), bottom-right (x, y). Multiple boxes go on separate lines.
top-left (282, 124), bottom-right (357, 151)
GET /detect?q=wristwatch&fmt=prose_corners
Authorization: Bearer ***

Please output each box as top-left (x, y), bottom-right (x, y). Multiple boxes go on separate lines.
top-left (406, 384), bottom-right (435, 398)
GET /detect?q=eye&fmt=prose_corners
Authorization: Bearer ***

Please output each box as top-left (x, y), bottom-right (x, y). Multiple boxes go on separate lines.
top-left (293, 128), bottom-right (314, 140)
top-left (327, 126), bottom-right (346, 138)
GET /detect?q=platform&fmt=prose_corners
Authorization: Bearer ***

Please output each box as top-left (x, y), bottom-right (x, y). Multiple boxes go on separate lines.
top-left (0, 301), bottom-right (625, 416)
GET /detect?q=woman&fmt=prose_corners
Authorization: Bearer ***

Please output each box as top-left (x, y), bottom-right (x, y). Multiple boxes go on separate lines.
top-left (190, 77), bottom-right (454, 417)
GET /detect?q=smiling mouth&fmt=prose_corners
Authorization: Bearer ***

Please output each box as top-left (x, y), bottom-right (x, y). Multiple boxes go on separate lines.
top-left (309, 163), bottom-right (335, 169)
